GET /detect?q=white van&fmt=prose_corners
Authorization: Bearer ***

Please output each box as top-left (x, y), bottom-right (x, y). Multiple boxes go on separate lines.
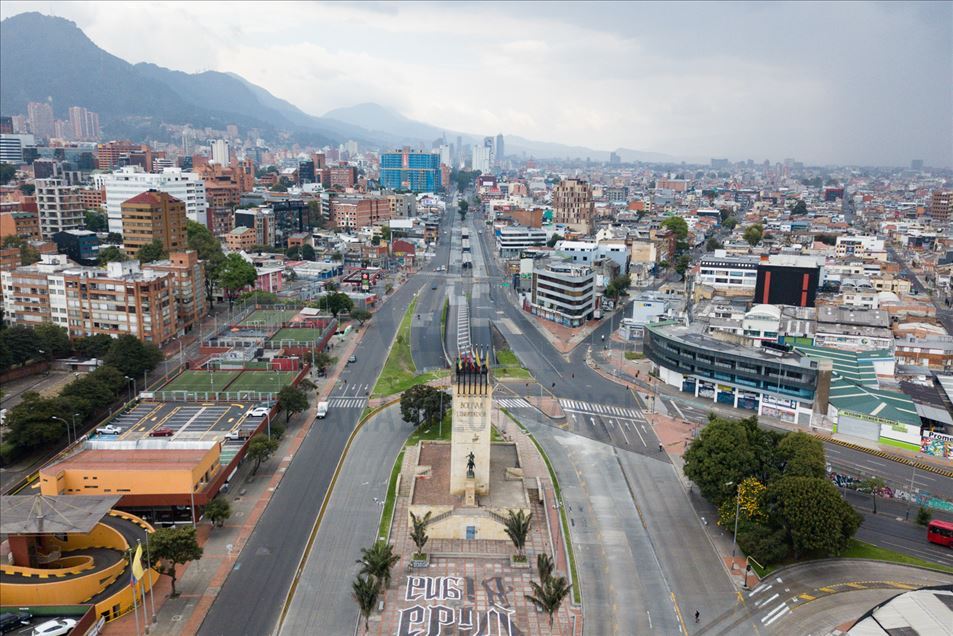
top-left (317, 401), bottom-right (329, 419)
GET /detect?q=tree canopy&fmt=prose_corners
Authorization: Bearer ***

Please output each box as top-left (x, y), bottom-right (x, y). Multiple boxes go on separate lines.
top-left (661, 216), bottom-right (689, 240)
top-left (277, 385), bottom-right (308, 423)
top-left (400, 384), bottom-right (449, 427)
top-left (150, 526), bottom-right (204, 597)
top-left (743, 224), bottom-right (764, 246)
top-left (137, 239), bottom-right (168, 263)
top-left (247, 434), bottom-right (279, 474)
top-left (103, 335), bottom-right (163, 379)
top-left (218, 253), bottom-right (257, 304)
top-left (84, 209), bottom-right (108, 232)
top-left (98, 245), bottom-right (128, 265)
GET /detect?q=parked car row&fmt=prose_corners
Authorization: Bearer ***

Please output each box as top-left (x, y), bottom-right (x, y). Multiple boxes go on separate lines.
top-left (0, 611), bottom-right (76, 636)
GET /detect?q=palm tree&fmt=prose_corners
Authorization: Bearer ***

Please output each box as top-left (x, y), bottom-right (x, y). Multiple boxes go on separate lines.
top-left (357, 540), bottom-right (401, 592)
top-left (525, 575), bottom-right (572, 628)
top-left (410, 511), bottom-right (432, 557)
top-left (536, 552), bottom-right (554, 584)
top-left (352, 573), bottom-right (378, 632)
top-left (503, 509), bottom-right (532, 560)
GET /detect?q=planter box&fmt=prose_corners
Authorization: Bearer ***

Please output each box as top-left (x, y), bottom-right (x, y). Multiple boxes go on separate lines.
top-left (411, 554), bottom-right (430, 569)
top-left (510, 556), bottom-right (530, 568)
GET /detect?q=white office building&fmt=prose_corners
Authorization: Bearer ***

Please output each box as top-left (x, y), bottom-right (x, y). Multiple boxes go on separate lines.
top-left (96, 166), bottom-right (208, 232)
top-left (529, 259), bottom-right (595, 327)
top-left (696, 255), bottom-right (759, 290)
top-left (496, 226), bottom-right (547, 257)
top-left (0, 133), bottom-right (35, 164)
top-left (211, 139), bottom-right (230, 165)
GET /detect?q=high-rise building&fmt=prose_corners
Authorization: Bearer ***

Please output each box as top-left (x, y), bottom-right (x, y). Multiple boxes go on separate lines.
top-left (96, 141), bottom-right (150, 170)
top-left (380, 149), bottom-right (442, 192)
top-left (68, 107), bottom-right (98, 140)
top-left (120, 190), bottom-right (188, 253)
top-left (11, 115), bottom-right (27, 134)
top-left (330, 196), bottom-right (392, 230)
top-left (226, 124), bottom-right (239, 139)
top-left (439, 144), bottom-right (451, 167)
top-left (97, 166), bottom-right (208, 232)
top-left (211, 139), bottom-right (230, 165)
top-left (35, 178), bottom-right (84, 238)
top-left (298, 160), bottom-right (316, 184)
top-left (27, 101), bottom-right (54, 140)
top-left (329, 164), bottom-right (358, 189)
top-left (471, 144), bottom-right (492, 174)
top-left (144, 251), bottom-right (207, 333)
top-left (495, 134), bottom-right (504, 165)
top-left (911, 159), bottom-right (924, 171)
top-left (0, 134), bottom-right (35, 164)
top-left (929, 190), bottom-right (952, 226)
top-left (0, 117), bottom-right (12, 134)
top-left (456, 136), bottom-right (463, 164)
top-left (551, 178), bottom-right (594, 233)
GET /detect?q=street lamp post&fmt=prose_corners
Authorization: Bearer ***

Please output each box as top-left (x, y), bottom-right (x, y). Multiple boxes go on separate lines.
top-left (125, 376), bottom-right (136, 402)
top-left (726, 480), bottom-right (741, 560)
top-left (52, 416), bottom-right (69, 444)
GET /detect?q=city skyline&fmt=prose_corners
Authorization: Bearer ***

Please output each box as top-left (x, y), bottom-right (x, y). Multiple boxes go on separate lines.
top-left (1, 1), bottom-right (950, 167)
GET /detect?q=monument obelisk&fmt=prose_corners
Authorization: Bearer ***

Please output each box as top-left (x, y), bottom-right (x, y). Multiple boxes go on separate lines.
top-left (450, 349), bottom-right (492, 497)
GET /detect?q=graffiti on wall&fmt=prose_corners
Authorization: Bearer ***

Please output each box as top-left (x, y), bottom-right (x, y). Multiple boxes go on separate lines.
top-left (828, 471), bottom-right (953, 513)
top-left (397, 576), bottom-right (524, 636)
top-left (921, 432), bottom-right (953, 460)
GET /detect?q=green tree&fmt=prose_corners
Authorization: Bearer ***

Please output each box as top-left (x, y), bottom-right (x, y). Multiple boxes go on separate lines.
top-left (859, 476), bottom-right (886, 514)
top-left (706, 237), bottom-right (723, 251)
top-left (312, 351), bottom-right (335, 375)
top-left (743, 224), bottom-right (764, 247)
top-left (736, 521), bottom-right (790, 565)
top-left (352, 574), bottom-right (378, 632)
top-left (409, 511), bottom-right (432, 557)
top-left (285, 245), bottom-right (301, 260)
top-left (722, 217), bottom-right (738, 230)
top-left (814, 233), bottom-right (837, 246)
top-left (103, 335), bottom-right (163, 379)
top-left (0, 325), bottom-right (39, 368)
top-left (503, 509), bottom-right (532, 559)
top-left (137, 239), bottom-right (168, 263)
top-left (186, 220), bottom-right (226, 305)
top-left (536, 552), bottom-right (554, 585)
top-left (525, 574), bottom-right (572, 628)
top-left (790, 200), bottom-right (808, 216)
top-left (351, 309), bottom-right (372, 325)
top-left (767, 476), bottom-right (861, 559)
top-left (674, 254), bottom-right (692, 277)
top-left (106, 232), bottom-right (124, 244)
top-left (4, 393), bottom-right (76, 450)
top-left (683, 416), bottom-right (765, 506)
top-left (34, 323), bottom-right (70, 358)
top-left (204, 498), bottom-right (231, 528)
top-left (400, 385), bottom-right (449, 427)
top-left (150, 526), bottom-right (204, 597)
top-left (61, 373), bottom-right (116, 411)
top-left (277, 385), bottom-right (308, 424)
top-left (301, 244), bottom-right (316, 261)
top-left (357, 540), bottom-right (401, 592)
top-left (661, 216), bottom-right (689, 240)
top-left (0, 163), bottom-right (15, 184)
top-left (218, 253), bottom-right (257, 307)
top-left (84, 209), bottom-right (108, 232)
top-left (247, 434), bottom-right (279, 474)
top-left (324, 292), bottom-right (354, 317)
top-left (458, 199), bottom-right (469, 218)
top-left (777, 432), bottom-right (825, 478)
top-left (73, 334), bottom-right (115, 359)
top-left (98, 245), bottom-right (128, 265)
top-left (547, 233), bottom-right (564, 248)
top-left (916, 507), bottom-right (932, 526)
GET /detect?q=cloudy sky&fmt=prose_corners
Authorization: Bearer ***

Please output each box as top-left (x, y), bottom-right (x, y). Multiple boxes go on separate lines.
top-left (3, 1), bottom-right (951, 166)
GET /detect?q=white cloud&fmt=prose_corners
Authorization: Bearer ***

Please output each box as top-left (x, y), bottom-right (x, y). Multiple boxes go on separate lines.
top-left (1, 0), bottom-right (950, 165)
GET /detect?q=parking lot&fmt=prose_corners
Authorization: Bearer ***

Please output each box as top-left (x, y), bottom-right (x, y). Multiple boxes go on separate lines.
top-left (96, 401), bottom-right (266, 442)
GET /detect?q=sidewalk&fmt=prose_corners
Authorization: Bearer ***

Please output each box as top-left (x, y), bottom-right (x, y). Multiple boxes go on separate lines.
top-left (104, 327), bottom-right (367, 636)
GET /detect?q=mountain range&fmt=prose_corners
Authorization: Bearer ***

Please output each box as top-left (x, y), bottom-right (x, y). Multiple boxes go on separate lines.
top-left (0, 12), bottom-right (678, 162)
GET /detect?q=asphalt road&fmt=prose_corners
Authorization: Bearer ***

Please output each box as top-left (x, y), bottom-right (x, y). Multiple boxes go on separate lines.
top-left (409, 207), bottom-right (454, 371)
top-left (198, 270), bottom-right (428, 636)
top-left (279, 405), bottom-right (408, 635)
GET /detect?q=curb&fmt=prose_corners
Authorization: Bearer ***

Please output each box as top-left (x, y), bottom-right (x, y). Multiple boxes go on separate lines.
top-left (817, 435), bottom-right (953, 479)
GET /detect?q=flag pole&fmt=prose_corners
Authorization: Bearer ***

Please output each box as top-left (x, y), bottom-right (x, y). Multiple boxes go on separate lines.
top-left (130, 547), bottom-right (141, 636)
top-left (145, 533), bottom-right (157, 623)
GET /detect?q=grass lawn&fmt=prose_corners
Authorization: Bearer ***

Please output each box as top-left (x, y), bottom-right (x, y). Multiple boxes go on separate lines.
top-left (842, 539), bottom-right (953, 574)
top-left (624, 351), bottom-right (645, 360)
top-left (162, 370), bottom-right (240, 392)
top-left (377, 447), bottom-right (405, 540)
top-left (494, 348), bottom-right (533, 380)
top-left (270, 327), bottom-right (323, 343)
top-left (227, 370), bottom-right (298, 392)
top-left (239, 309), bottom-right (299, 327)
top-left (502, 409), bottom-right (581, 604)
top-left (373, 297), bottom-right (449, 397)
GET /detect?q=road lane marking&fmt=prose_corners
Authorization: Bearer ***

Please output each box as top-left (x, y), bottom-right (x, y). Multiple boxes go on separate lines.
top-left (798, 594), bottom-right (815, 601)
top-left (756, 593), bottom-right (779, 608)
top-left (669, 400), bottom-right (686, 419)
top-left (632, 421), bottom-right (646, 446)
top-left (616, 420), bottom-right (631, 446)
top-left (763, 606), bottom-right (789, 626)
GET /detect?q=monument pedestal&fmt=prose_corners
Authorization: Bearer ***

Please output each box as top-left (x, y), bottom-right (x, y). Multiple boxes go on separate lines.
top-left (464, 477), bottom-right (476, 507)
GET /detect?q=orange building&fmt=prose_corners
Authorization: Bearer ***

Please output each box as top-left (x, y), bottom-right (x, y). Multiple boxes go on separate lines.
top-left (144, 250), bottom-right (207, 333)
top-left (0, 210), bottom-right (41, 240)
top-left (120, 190), bottom-right (187, 253)
top-left (330, 196), bottom-right (391, 230)
top-left (96, 140), bottom-right (151, 170)
top-left (225, 225), bottom-right (258, 251)
top-left (79, 187), bottom-right (105, 211)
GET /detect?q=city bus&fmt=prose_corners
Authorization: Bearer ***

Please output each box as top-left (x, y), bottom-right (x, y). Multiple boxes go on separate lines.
top-left (926, 519), bottom-right (953, 547)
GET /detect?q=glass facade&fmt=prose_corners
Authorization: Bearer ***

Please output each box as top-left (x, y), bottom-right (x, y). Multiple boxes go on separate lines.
top-left (380, 151), bottom-right (442, 192)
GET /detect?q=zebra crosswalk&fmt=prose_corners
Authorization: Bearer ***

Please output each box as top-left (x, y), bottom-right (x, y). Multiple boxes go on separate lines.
top-left (495, 398), bottom-right (532, 409)
top-left (559, 399), bottom-right (643, 420)
top-left (328, 397), bottom-right (367, 409)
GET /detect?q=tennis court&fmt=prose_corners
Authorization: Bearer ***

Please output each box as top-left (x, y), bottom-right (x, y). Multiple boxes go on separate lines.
top-left (239, 309), bottom-right (300, 327)
top-left (270, 327), bottom-right (323, 343)
top-left (162, 370), bottom-right (241, 393)
top-left (226, 370), bottom-right (298, 393)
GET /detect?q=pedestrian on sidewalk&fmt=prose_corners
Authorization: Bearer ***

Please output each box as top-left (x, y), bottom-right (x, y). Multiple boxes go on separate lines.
top-left (695, 610), bottom-right (700, 624)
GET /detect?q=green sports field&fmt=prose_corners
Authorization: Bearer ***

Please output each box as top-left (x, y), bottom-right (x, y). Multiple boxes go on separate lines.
top-left (161, 370), bottom-right (241, 392)
top-left (270, 327), bottom-right (323, 343)
top-left (239, 309), bottom-right (299, 327)
top-left (226, 370), bottom-right (298, 393)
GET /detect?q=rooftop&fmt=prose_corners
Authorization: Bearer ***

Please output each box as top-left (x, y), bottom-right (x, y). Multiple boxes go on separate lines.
top-left (0, 494), bottom-right (120, 535)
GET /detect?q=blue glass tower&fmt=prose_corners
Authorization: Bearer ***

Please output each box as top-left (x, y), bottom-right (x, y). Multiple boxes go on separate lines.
top-left (380, 150), bottom-right (442, 192)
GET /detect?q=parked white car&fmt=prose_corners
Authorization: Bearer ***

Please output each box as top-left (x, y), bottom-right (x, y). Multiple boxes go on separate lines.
top-left (248, 407), bottom-right (269, 418)
top-left (31, 618), bottom-right (77, 636)
top-left (95, 425), bottom-right (121, 435)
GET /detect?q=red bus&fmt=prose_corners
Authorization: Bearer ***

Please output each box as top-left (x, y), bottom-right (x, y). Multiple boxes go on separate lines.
top-left (926, 520), bottom-right (953, 547)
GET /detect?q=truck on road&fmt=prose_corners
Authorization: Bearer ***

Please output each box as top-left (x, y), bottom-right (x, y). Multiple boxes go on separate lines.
top-left (317, 401), bottom-right (329, 419)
